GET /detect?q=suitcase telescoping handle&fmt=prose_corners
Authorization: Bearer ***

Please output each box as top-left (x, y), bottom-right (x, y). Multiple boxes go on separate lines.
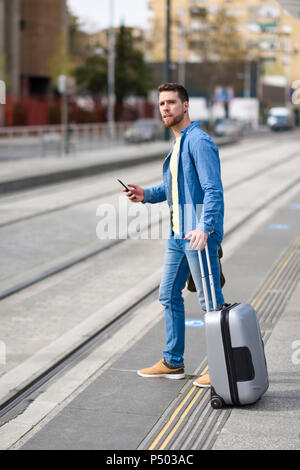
top-left (198, 245), bottom-right (217, 312)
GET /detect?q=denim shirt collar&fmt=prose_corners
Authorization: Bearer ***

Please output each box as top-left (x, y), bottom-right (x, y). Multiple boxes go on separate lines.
top-left (179, 120), bottom-right (201, 137)
top-left (164, 120), bottom-right (201, 164)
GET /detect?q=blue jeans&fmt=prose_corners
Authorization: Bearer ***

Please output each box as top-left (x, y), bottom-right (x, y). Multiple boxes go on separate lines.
top-left (159, 234), bottom-right (224, 367)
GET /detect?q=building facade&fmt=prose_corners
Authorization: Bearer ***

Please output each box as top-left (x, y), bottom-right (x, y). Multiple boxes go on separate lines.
top-left (0, 0), bottom-right (66, 96)
top-left (0, 0), bottom-right (21, 95)
top-left (147, 0), bottom-right (300, 85)
top-left (87, 26), bottom-right (147, 56)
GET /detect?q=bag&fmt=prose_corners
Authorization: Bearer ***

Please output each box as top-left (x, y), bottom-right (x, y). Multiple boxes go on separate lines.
top-left (198, 246), bottom-right (269, 408)
top-left (187, 245), bottom-right (225, 292)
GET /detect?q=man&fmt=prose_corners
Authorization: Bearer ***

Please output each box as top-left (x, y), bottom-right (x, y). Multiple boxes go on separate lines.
top-left (122, 83), bottom-right (225, 388)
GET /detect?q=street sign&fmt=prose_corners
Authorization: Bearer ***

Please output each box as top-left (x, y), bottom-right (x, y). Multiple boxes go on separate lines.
top-left (58, 75), bottom-right (66, 94)
top-left (215, 86), bottom-right (234, 103)
top-left (58, 75), bottom-right (76, 95)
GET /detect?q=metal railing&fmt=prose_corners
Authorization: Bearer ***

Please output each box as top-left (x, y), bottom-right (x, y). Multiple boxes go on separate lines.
top-left (0, 122), bottom-right (132, 159)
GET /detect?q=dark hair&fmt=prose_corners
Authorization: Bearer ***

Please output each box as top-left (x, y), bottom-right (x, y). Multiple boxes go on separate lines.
top-left (157, 83), bottom-right (189, 103)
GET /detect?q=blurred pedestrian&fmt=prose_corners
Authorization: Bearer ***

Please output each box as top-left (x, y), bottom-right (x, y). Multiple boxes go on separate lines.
top-left (122, 83), bottom-right (225, 387)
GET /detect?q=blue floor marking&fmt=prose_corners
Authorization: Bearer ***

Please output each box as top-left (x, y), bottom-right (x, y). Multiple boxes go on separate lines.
top-left (185, 319), bottom-right (205, 328)
top-left (268, 223), bottom-right (291, 230)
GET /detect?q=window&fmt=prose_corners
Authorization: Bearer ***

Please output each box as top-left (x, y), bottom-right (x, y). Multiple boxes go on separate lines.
top-left (282, 25), bottom-right (292, 34)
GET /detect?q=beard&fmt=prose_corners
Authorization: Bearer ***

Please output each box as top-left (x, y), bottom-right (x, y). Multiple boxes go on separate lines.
top-left (162, 111), bottom-right (185, 128)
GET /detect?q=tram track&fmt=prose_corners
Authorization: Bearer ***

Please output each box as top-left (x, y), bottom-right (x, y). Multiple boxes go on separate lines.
top-left (139, 235), bottom-right (300, 450)
top-left (0, 134), bottom-right (299, 432)
top-left (0, 171), bottom-right (299, 426)
top-left (2, 212), bottom-right (298, 450)
top-left (0, 173), bottom-right (162, 229)
top-left (0, 144), bottom-right (299, 301)
top-left (0, 281), bottom-right (159, 422)
top-left (0, 133), bottom-right (289, 229)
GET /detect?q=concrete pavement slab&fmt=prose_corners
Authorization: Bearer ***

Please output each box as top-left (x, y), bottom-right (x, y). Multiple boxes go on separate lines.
top-left (0, 134), bottom-right (263, 193)
top-left (212, 282), bottom-right (300, 450)
top-left (2, 140), bottom-right (300, 450)
top-left (0, 141), bottom-right (171, 193)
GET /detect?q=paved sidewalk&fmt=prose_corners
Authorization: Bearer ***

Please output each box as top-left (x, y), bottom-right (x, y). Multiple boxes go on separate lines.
top-left (0, 136), bottom-right (237, 193)
top-left (213, 281), bottom-right (300, 450)
top-left (12, 189), bottom-right (300, 451)
top-left (0, 141), bottom-right (171, 193)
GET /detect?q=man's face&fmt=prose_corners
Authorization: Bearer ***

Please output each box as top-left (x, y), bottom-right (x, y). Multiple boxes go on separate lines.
top-left (159, 90), bottom-right (188, 128)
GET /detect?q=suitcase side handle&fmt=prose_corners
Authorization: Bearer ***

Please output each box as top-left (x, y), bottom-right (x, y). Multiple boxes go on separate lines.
top-left (197, 245), bottom-right (217, 312)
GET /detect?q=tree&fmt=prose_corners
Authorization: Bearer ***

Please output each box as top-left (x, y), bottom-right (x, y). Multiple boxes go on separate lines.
top-left (48, 30), bottom-right (73, 85)
top-left (48, 13), bottom-right (89, 89)
top-left (188, 7), bottom-right (246, 118)
top-left (114, 25), bottom-right (152, 105)
top-left (72, 55), bottom-right (107, 95)
top-left (72, 26), bottom-right (153, 114)
top-left (205, 7), bottom-right (246, 63)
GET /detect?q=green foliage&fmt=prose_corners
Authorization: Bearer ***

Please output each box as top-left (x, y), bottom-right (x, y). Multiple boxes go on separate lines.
top-left (189, 7), bottom-right (247, 97)
top-left (48, 12), bottom-right (92, 89)
top-left (114, 25), bottom-right (152, 103)
top-left (72, 26), bottom-right (152, 103)
top-left (73, 55), bottom-right (107, 94)
top-left (206, 7), bottom-right (246, 62)
top-left (48, 30), bottom-right (76, 86)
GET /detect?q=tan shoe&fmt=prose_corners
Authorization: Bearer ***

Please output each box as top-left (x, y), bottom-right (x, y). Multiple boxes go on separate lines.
top-left (137, 359), bottom-right (185, 380)
top-left (193, 373), bottom-right (211, 388)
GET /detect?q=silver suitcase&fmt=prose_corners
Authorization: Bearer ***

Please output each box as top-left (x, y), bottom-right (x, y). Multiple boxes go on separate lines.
top-left (198, 246), bottom-right (269, 408)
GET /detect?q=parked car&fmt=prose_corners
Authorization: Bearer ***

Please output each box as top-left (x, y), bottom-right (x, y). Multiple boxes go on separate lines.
top-left (124, 119), bottom-right (164, 143)
top-left (267, 107), bottom-right (294, 131)
top-left (214, 118), bottom-right (244, 138)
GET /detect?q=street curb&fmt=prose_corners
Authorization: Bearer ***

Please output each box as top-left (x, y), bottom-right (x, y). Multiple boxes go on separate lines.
top-left (0, 151), bottom-right (165, 194)
top-left (0, 136), bottom-right (237, 194)
top-left (0, 268), bottom-right (163, 409)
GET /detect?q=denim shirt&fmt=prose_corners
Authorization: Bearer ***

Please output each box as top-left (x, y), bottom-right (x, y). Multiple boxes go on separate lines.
top-left (142, 121), bottom-right (224, 243)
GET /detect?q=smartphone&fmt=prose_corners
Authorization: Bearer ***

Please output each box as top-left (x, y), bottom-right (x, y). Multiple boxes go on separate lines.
top-left (117, 178), bottom-right (130, 192)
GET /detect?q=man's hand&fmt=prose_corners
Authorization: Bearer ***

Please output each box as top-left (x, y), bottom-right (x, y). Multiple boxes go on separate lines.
top-left (184, 230), bottom-right (208, 251)
top-left (122, 183), bottom-right (144, 203)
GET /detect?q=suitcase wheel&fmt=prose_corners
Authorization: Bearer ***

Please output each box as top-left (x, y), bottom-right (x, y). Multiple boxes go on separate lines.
top-left (210, 387), bottom-right (224, 409)
top-left (210, 396), bottom-right (223, 409)
top-left (210, 388), bottom-right (224, 409)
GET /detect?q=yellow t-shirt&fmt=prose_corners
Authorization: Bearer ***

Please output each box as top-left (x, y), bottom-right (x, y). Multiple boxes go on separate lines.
top-left (170, 136), bottom-right (181, 234)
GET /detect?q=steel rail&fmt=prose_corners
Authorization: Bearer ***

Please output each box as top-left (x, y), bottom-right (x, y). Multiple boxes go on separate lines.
top-left (0, 150), bottom-right (299, 301)
top-left (0, 188), bottom-right (299, 422)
